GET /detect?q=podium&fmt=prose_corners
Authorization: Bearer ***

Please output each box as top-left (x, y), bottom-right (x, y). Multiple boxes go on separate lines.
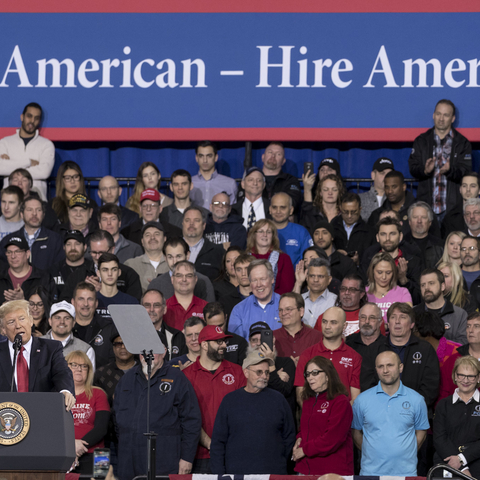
top-left (0, 392), bottom-right (75, 480)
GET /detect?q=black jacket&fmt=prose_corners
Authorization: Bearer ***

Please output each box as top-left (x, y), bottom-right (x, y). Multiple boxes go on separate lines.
top-left (120, 205), bottom-right (139, 230)
top-left (195, 238), bottom-right (224, 281)
top-left (0, 226), bottom-right (65, 272)
top-left (72, 314), bottom-right (117, 369)
top-left (300, 202), bottom-right (326, 237)
top-left (53, 217), bottom-right (99, 240)
top-left (49, 259), bottom-right (92, 298)
top-left (329, 250), bottom-right (357, 283)
top-left (0, 265), bottom-right (56, 304)
top-left (157, 322), bottom-right (187, 362)
top-left (205, 213), bottom-right (247, 249)
top-left (403, 232), bottom-right (444, 271)
top-left (409, 127), bottom-right (472, 213)
top-left (60, 260), bottom-right (142, 302)
top-left (441, 202), bottom-right (468, 239)
top-left (468, 274), bottom-right (480, 311)
top-left (383, 334), bottom-right (440, 408)
top-left (331, 215), bottom-right (376, 261)
top-left (224, 331), bottom-right (248, 366)
top-left (121, 218), bottom-right (182, 248)
top-left (263, 171), bottom-right (302, 212)
top-left (231, 197), bottom-right (271, 226)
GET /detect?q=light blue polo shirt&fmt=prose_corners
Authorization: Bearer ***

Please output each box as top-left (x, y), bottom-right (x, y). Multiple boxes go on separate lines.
top-left (351, 381), bottom-right (429, 476)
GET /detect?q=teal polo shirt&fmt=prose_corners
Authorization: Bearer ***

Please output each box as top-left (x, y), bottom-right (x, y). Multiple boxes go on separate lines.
top-left (351, 381), bottom-right (429, 476)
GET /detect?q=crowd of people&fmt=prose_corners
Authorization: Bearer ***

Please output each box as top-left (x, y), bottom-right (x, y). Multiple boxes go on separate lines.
top-left (0, 99), bottom-right (480, 479)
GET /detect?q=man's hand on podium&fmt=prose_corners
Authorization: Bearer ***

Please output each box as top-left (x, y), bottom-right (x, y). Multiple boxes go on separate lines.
top-left (63, 391), bottom-right (76, 411)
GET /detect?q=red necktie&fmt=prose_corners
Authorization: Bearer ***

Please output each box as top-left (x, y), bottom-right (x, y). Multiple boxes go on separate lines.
top-left (16, 346), bottom-right (29, 392)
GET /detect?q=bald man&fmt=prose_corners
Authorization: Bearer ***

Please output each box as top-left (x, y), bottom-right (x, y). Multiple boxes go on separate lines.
top-left (270, 192), bottom-right (313, 266)
top-left (352, 351), bottom-right (429, 476)
top-left (294, 306), bottom-right (362, 405)
top-left (97, 175), bottom-right (139, 229)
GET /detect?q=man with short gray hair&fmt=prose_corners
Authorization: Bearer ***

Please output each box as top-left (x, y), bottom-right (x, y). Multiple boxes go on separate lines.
top-left (405, 201), bottom-right (443, 269)
top-left (228, 259), bottom-right (281, 340)
top-left (464, 198), bottom-right (480, 237)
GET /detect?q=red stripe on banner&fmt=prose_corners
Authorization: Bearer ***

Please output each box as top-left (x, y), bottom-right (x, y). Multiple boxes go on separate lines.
top-left (1, 127), bottom-right (479, 143)
top-left (2, 0), bottom-right (480, 13)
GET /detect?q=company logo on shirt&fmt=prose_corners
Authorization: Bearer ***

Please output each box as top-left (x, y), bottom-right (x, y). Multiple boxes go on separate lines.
top-left (473, 405), bottom-right (480, 416)
top-left (159, 382), bottom-right (172, 394)
top-left (412, 352), bottom-right (422, 364)
top-left (286, 239), bottom-right (299, 247)
top-left (94, 334), bottom-right (104, 346)
top-left (402, 401), bottom-right (411, 410)
top-left (444, 322), bottom-right (451, 330)
top-left (172, 346), bottom-right (179, 354)
top-left (339, 357), bottom-right (353, 368)
top-left (226, 344), bottom-right (238, 353)
top-left (318, 401), bottom-right (330, 414)
top-left (222, 374), bottom-right (235, 385)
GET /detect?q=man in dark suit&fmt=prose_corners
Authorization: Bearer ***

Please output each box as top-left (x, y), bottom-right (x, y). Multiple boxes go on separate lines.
top-left (0, 299), bottom-right (75, 410)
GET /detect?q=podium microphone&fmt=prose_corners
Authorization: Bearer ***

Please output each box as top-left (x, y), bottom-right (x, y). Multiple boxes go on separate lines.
top-left (11, 333), bottom-right (23, 392)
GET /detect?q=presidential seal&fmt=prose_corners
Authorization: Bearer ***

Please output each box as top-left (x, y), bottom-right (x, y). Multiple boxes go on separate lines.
top-left (0, 402), bottom-right (30, 445)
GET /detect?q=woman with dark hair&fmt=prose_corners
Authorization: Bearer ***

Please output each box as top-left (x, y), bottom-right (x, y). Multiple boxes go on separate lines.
top-left (126, 162), bottom-right (172, 215)
top-left (292, 356), bottom-right (353, 476)
top-left (28, 285), bottom-right (51, 336)
top-left (50, 161), bottom-right (97, 223)
top-left (434, 356), bottom-right (480, 478)
top-left (414, 311), bottom-right (461, 403)
top-left (213, 246), bottom-right (243, 300)
top-left (301, 174), bottom-right (344, 233)
top-left (246, 219), bottom-right (294, 294)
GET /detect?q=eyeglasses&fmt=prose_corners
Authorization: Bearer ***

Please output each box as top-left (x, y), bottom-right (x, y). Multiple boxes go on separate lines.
top-left (212, 201), bottom-right (229, 207)
top-left (210, 339), bottom-right (227, 346)
top-left (304, 369), bottom-right (324, 379)
top-left (278, 307), bottom-right (298, 315)
top-left (63, 174), bottom-right (80, 182)
top-left (142, 302), bottom-right (165, 309)
top-left (112, 341), bottom-right (125, 348)
top-left (141, 203), bottom-right (159, 210)
top-left (68, 362), bottom-right (89, 371)
top-left (248, 368), bottom-right (270, 376)
top-left (461, 246), bottom-right (478, 252)
top-left (456, 373), bottom-right (479, 382)
top-left (339, 286), bottom-right (361, 293)
top-left (29, 301), bottom-right (44, 309)
top-left (6, 250), bottom-right (25, 257)
top-left (173, 273), bottom-right (195, 280)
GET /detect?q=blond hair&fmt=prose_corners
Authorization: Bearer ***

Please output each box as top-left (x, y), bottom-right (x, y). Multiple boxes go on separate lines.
top-left (0, 300), bottom-right (31, 327)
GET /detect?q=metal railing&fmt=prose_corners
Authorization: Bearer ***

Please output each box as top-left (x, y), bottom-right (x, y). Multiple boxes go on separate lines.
top-left (427, 463), bottom-right (478, 480)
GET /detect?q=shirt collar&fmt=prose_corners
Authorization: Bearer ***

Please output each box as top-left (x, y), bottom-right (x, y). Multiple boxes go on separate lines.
top-left (9, 336), bottom-right (33, 356)
top-left (453, 388), bottom-right (480, 404)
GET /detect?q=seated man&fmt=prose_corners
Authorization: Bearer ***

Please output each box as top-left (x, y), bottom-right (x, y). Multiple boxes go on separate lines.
top-left (0, 185), bottom-right (24, 240)
top-left (191, 141), bottom-right (238, 209)
top-left (163, 260), bottom-right (207, 331)
top-left (98, 203), bottom-right (142, 263)
top-left (0, 102), bottom-right (55, 200)
top-left (169, 316), bottom-right (205, 369)
top-left (41, 300), bottom-right (96, 369)
top-left (463, 199), bottom-right (480, 238)
top-left (0, 299), bottom-right (74, 409)
top-left (205, 192), bottom-right (246, 249)
top-left (148, 236), bottom-right (215, 302)
top-left (125, 222), bottom-right (169, 292)
top-left (55, 193), bottom-right (98, 238)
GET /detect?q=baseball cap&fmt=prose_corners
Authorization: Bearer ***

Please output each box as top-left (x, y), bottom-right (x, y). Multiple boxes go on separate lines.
top-left (64, 229), bottom-right (85, 245)
top-left (249, 321), bottom-right (271, 338)
top-left (244, 166), bottom-right (265, 179)
top-left (50, 301), bottom-right (76, 319)
top-left (312, 220), bottom-right (335, 239)
top-left (5, 236), bottom-right (29, 251)
top-left (198, 325), bottom-right (232, 344)
top-left (140, 189), bottom-right (160, 203)
top-left (68, 194), bottom-right (91, 209)
top-left (319, 158), bottom-right (341, 176)
top-left (141, 221), bottom-right (165, 236)
top-left (373, 157), bottom-right (394, 172)
top-left (242, 350), bottom-right (274, 369)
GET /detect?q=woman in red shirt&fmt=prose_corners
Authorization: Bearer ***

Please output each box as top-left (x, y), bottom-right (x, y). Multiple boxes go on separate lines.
top-left (246, 219), bottom-right (294, 294)
top-left (66, 350), bottom-right (110, 475)
top-left (293, 356), bottom-right (354, 476)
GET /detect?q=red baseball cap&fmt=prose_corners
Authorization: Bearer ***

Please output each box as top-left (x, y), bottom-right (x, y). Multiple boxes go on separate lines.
top-left (140, 189), bottom-right (160, 203)
top-left (198, 325), bottom-right (232, 344)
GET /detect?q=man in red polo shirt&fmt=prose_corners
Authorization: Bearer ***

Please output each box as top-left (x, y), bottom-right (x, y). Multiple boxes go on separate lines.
top-left (295, 306), bottom-right (362, 406)
top-left (273, 292), bottom-right (322, 366)
top-left (163, 260), bottom-right (207, 330)
top-left (183, 325), bottom-right (246, 473)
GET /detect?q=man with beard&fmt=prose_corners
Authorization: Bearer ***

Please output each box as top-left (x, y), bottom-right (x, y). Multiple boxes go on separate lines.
top-left (205, 192), bottom-right (246, 249)
top-left (295, 306), bottom-right (362, 405)
top-left (461, 237), bottom-right (480, 307)
top-left (414, 268), bottom-right (467, 345)
top-left (352, 351), bottom-right (429, 476)
top-left (210, 349), bottom-right (296, 474)
top-left (49, 230), bottom-right (88, 297)
top-left (0, 103), bottom-right (54, 200)
top-left (362, 217), bottom-right (422, 304)
top-left (125, 222), bottom-right (168, 292)
top-left (183, 325), bottom-right (246, 473)
top-left (1, 193), bottom-right (64, 271)
top-left (346, 302), bottom-right (387, 391)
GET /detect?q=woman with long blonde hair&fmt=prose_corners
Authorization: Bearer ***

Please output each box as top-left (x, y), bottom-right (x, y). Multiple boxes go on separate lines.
top-left (437, 260), bottom-right (477, 313)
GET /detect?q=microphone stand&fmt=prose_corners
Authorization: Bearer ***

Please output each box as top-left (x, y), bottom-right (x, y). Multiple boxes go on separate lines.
top-left (142, 349), bottom-right (157, 480)
top-left (10, 337), bottom-right (22, 393)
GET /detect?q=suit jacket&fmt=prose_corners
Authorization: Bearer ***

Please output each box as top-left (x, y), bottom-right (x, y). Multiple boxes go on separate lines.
top-left (0, 336), bottom-right (74, 393)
